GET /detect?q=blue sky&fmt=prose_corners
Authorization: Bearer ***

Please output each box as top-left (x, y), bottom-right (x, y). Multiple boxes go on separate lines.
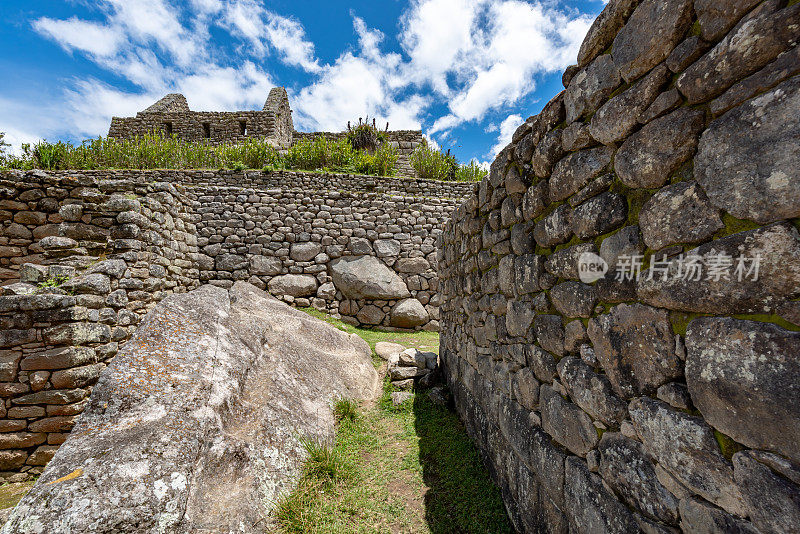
top-left (0, 0), bottom-right (606, 165)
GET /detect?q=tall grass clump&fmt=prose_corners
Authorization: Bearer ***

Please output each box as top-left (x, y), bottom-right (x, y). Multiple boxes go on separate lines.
top-left (346, 116), bottom-right (388, 152)
top-left (411, 140), bottom-right (487, 182)
top-left (333, 399), bottom-right (359, 424)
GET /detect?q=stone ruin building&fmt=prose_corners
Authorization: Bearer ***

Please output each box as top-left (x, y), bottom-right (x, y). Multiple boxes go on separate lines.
top-left (1, 0), bottom-right (799, 531)
top-left (109, 87), bottom-right (424, 177)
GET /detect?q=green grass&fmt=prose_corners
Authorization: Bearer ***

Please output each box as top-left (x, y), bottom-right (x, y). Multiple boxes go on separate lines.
top-left (273, 389), bottom-right (513, 534)
top-left (410, 141), bottom-right (487, 182)
top-left (297, 307), bottom-right (440, 355)
top-left (1, 133), bottom-right (399, 177)
top-left (275, 309), bottom-right (513, 533)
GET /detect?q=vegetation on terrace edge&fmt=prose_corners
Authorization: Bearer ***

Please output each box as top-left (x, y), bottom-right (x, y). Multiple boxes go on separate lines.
top-left (0, 130), bottom-right (487, 181)
top-left (411, 140), bottom-right (488, 182)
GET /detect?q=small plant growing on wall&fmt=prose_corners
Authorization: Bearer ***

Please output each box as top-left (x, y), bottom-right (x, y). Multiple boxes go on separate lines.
top-left (346, 116), bottom-right (388, 153)
top-left (37, 275), bottom-right (70, 291)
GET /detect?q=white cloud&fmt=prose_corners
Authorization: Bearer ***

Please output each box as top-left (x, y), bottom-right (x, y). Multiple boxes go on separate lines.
top-left (488, 113), bottom-right (522, 158)
top-left (32, 17), bottom-right (123, 57)
top-left (17, 0), bottom-right (594, 158)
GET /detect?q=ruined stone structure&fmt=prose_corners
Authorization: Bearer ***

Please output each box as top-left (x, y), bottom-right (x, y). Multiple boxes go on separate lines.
top-left (109, 89), bottom-right (424, 177)
top-left (438, 0), bottom-right (800, 532)
top-left (0, 168), bottom-right (468, 476)
top-left (109, 88), bottom-right (295, 148)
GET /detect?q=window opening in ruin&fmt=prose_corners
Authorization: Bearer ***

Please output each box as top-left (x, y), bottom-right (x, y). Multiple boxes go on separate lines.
top-left (202, 123), bottom-right (211, 139)
top-left (239, 120), bottom-right (247, 135)
top-left (163, 122), bottom-right (173, 135)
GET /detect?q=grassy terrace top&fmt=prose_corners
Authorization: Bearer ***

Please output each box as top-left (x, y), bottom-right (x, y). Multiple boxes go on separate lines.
top-left (0, 133), bottom-right (487, 182)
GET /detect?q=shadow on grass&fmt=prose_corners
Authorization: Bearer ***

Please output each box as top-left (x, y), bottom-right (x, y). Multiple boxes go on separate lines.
top-left (410, 391), bottom-right (515, 534)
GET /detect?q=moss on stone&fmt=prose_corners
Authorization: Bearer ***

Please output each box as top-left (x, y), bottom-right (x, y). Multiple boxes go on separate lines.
top-left (669, 311), bottom-right (710, 336)
top-left (689, 20), bottom-right (703, 37)
top-left (732, 313), bottom-right (800, 332)
top-left (714, 212), bottom-right (762, 239)
top-left (714, 430), bottom-right (744, 461)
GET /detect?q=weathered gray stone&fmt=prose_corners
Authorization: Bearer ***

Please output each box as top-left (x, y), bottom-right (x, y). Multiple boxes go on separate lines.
top-left (589, 64), bottom-right (670, 144)
top-left (615, 108), bottom-right (705, 188)
top-left (531, 129), bottom-right (565, 178)
top-left (599, 225), bottom-right (643, 269)
top-left (3, 283), bottom-right (379, 534)
top-left (290, 242), bottom-right (323, 262)
top-left (249, 255), bottom-right (282, 276)
top-left (679, 496), bottom-right (760, 534)
top-left (564, 55), bottom-right (622, 123)
top-left (564, 456), bottom-right (639, 533)
top-left (540, 386), bottom-right (598, 456)
top-left (511, 368), bottom-right (539, 410)
top-left (561, 121), bottom-right (592, 152)
top-left (686, 317), bottom-right (800, 463)
top-left (694, 0), bottom-right (762, 42)
top-left (557, 357), bottom-right (627, 426)
top-left (549, 146), bottom-right (615, 202)
top-left (549, 281), bottom-right (596, 318)
top-left (696, 76), bottom-right (800, 224)
top-left (637, 223), bottom-right (800, 314)
top-left (612, 0), bottom-right (693, 83)
top-left (577, 0), bottom-right (639, 67)
top-left (506, 300), bottom-right (535, 338)
top-left (571, 192), bottom-right (627, 240)
top-left (510, 220), bottom-right (534, 255)
top-left (639, 181), bottom-right (723, 249)
top-left (330, 255), bottom-right (410, 300)
top-left (522, 180), bottom-right (548, 221)
top-left (639, 88), bottom-right (682, 124)
top-left (545, 243), bottom-right (597, 280)
top-left (390, 299), bottom-right (429, 328)
top-left (677, 4), bottom-right (800, 103)
top-left (656, 382), bottom-right (692, 410)
top-left (215, 253), bottom-right (248, 271)
top-left (733, 451), bottom-right (800, 534)
top-left (373, 239), bottom-right (401, 258)
top-left (588, 304), bottom-right (680, 398)
top-left (347, 237), bottom-right (372, 256)
top-left (267, 274), bottom-right (318, 298)
top-left (374, 341), bottom-right (405, 361)
top-left (356, 305), bottom-right (384, 325)
top-left (563, 320), bottom-right (588, 354)
top-left (710, 45), bottom-right (800, 117)
top-left (515, 254), bottom-right (545, 295)
top-left (534, 315), bottom-right (564, 356)
top-left (568, 172), bottom-right (614, 208)
top-left (598, 433), bottom-right (680, 524)
top-left (528, 345), bottom-right (558, 383)
top-left (62, 273), bottom-right (111, 296)
top-left (629, 397), bottom-right (746, 516)
top-left (395, 257), bottom-right (430, 274)
top-left (533, 204), bottom-right (572, 248)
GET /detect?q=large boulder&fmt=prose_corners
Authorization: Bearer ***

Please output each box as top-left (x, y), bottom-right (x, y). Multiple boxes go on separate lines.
top-left (390, 299), bottom-right (429, 328)
top-left (330, 255), bottom-right (410, 300)
top-left (3, 283), bottom-right (379, 533)
top-left (267, 273), bottom-right (318, 297)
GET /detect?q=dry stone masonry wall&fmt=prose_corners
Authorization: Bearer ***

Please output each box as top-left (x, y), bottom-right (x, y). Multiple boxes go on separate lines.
top-left (438, 0), bottom-right (800, 532)
top-left (0, 168), bottom-right (466, 476)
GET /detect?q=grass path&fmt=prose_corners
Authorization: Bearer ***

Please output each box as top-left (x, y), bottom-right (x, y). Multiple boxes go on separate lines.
top-left (277, 311), bottom-right (513, 534)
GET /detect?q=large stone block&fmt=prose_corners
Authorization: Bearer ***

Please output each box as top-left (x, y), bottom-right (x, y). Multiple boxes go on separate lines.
top-left (733, 451), bottom-right (800, 534)
top-left (637, 223), bottom-right (800, 314)
top-left (564, 54), bottom-right (622, 123)
top-left (611, 0), bottom-right (693, 83)
top-left (540, 385), bottom-right (598, 456)
top-left (557, 357), bottom-right (627, 426)
top-left (588, 304), bottom-right (680, 398)
top-left (577, 0), bottom-right (639, 67)
top-left (615, 108), bottom-right (704, 189)
top-left (330, 255), bottom-right (410, 300)
top-left (639, 181), bottom-right (723, 250)
top-left (389, 299), bottom-right (429, 328)
top-left (564, 457), bottom-right (639, 533)
top-left (677, 4), bottom-right (800, 104)
top-left (548, 146), bottom-right (614, 202)
top-left (686, 317), bottom-right (800, 463)
top-left (267, 274), bottom-right (318, 298)
top-left (695, 76), bottom-right (800, 224)
top-left (598, 433), bottom-right (679, 525)
top-left (629, 397), bottom-right (746, 516)
top-left (549, 281), bottom-right (596, 318)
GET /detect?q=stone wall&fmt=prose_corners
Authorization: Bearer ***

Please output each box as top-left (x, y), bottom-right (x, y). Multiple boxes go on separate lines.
top-left (108, 88), bottom-right (294, 148)
top-left (0, 172), bottom-right (198, 478)
top-left (438, 0), bottom-right (800, 532)
top-left (293, 130), bottom-right (423, 178)
top-left (0, 168), bottom-right (466, 476)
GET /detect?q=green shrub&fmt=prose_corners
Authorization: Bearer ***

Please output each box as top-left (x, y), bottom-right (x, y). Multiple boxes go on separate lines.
top-left (346, 116), bottom-right (387, 152)
top-left (411, 140), bottom-right (486, 182)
